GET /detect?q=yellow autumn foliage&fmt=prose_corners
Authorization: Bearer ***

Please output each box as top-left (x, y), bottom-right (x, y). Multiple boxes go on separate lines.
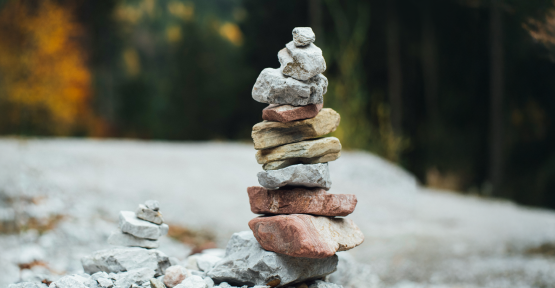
top-left (0, 0), bottom-right (93, 135)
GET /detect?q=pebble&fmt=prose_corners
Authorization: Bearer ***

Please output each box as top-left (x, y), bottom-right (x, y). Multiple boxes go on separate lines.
top-left (150, 278), bottom-right (166, 288)
top-left (280, 42), bottom-right (326, 81)
top-left (262, 103), bottom-right (323, 123)
top-left (145, 200), bottom-right (160, 211)
top-left (247, 186), bottom-right (357, 216)
top-left (257, 163), bottom-right (332, 190)
top-left (164, 265), bottom-right (191, 288)
top-left (114, 268), bottom-right (156, 288)
top-left (174, 275), bottom-right (207, 288)
top-left (292, 27), bottom-right (316, 47)
top-left (136, 204), bottom-right (164, 225)
top-left (252, 68), bottom-right (327, 106)
top-left (252, 108), bottom-right (340, 150)
top-left (108, 230), bottom-right (159, 249)
top-left (119, 211), bottom-right (169, 240)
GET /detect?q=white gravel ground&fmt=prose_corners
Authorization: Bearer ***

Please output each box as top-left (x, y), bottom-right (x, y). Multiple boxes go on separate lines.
top-left (1, 138), bottom-right (555, 287)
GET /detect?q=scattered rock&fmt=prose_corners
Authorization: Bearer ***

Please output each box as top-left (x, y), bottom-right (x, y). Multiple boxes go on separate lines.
top-left (249, 215), bottom-right (364, 258)
top-left (252, 108), bottom-right (340, 150)
top-left (81, 247), bottom-right (170, 276)
top-left (150, 278), bottom-right (166, 288)
top-left (292, 27), bottom-right (316, 47)
top-left (196, 254), bottom-right (222, 272)
top-left (308, 280), bottom-right (342, 288)
top-left (174, 275), bottom-right (207, 288)
top-left (206, 231), bottom-right (338, 287)
top-left (262, 103), bottom-right (323, 123)
top-left (96, 277), bottom-right (114, 288)
top-left (136, 204), bottom-right (164, 225)
top-left (252, 68), bottom-right (327, 106)
top-left (280, 42), bottom-right (326, 81)
top-left (164, 265), bottom-right (191, 288)
top-left (108, 230), bottom-right (159, 249)
top-left (145, 200), bottom-right (160, 211)
top-left (8, 283), bottom-right (48, 288)
top-left (256, 137), bottom-right (341, 169)
top-left (257, 163), bottom-right (331, 190)
top-left (203, 277), bottom-right (214, 288)
top-left (119, 211), bottom-right (169, 240)
top-left (47, 275), bottom-right (91, 288)
top-left (247, 186), bottom-right (356, 216)
top-left (114, 268), bottom-right (156, 288)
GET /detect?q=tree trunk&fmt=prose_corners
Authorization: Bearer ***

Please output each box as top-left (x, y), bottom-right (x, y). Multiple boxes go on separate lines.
top-left (421, 0), bottom-right (439, 125)
top-left (489, 0), bottom-right (504, 197)
top-left (386, 0), bottom-right (403, 135)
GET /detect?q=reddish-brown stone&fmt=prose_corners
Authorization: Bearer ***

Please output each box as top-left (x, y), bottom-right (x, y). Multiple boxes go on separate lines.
top-left (247, 186), bottom-right (356, 217)
top-left (249, 214), bottom-right (364, 258)
top-left (262, 103), bottom-right (324, 123)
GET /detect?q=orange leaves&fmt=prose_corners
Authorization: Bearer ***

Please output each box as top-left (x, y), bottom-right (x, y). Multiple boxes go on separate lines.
top-left (0, 0), bottom-right (93, 135)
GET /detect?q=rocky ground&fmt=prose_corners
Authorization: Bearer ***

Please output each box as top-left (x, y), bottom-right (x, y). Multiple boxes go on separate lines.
top-left (1, 138), bottom-right (555, 287)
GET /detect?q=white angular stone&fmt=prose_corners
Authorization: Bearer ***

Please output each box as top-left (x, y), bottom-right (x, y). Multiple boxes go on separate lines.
top-left (81, 247), bottom-right (170, 277)
top-left (48, 275), bottom-right (90, 288)
top-left (108, 230), bottom-right (159, 249)
top-left (145, 200), bottom-right (160, 211)
top-left (8, 283), bottom-right (48, 288)
top-left (136, 204), bottom-right (164, 224)
top-left (293, 27), bottom-right (316, 47)
top-left (203, 277), bottom-right (214, 288)
top-left (257, 163), bottom-right (331, 190)
top-left (119, 211), bottom-right (169, 240)
top-left (96, 277), bottom-right (113, 288)
top-left (174, 275), bottom-right (207, 288)
top-left (196, 254), bottom-right (222, 272)
top-left (280, 42), bottom-right (326, 81)
top-left (206, 231), bottom-right (338, 287)
top-left (113, 268), bottom-right (155, 288)
top-left (252, 68), bottom-right (327, 106)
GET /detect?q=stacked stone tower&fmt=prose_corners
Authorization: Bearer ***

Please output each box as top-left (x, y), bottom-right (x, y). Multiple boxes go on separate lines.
top-left (247, 27), bottom-right (364, 259)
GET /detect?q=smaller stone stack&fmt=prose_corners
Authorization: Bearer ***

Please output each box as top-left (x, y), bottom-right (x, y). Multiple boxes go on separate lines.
top-left (108, 200), bottom-right (169, 249)
top-left (248, 27), bottom-right (364, 259)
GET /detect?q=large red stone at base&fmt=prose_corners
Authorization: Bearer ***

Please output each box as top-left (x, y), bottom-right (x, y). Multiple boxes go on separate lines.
top-left (262, 103), bottom-right (324, 123)
top-left (247, 186), bottom-right (356, 216)
top-left (249, 214), bottom-right (364, 258)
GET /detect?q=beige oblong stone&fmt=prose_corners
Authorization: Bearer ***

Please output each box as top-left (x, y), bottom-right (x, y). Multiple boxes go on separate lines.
top-left (252, 108), bottom-right (340, 150)
top-left (262, 152), bottom-right (340, 170)
top-left (256, 137), bottom-right (341, 170)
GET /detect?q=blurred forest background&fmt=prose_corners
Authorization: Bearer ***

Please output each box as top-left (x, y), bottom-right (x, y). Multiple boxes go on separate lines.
top-left (0, 0), bottom-right (554, 209)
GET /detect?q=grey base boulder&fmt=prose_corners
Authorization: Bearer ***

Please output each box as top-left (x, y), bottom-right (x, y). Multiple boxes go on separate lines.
top-left (81, 247), bottom-right (171, 277)
top-left (206, 231), bottom-right (338, 287)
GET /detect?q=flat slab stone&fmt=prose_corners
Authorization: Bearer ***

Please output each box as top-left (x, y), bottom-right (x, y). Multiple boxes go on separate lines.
top-left (136, 204), bottom-right (164, 224)
top-left (279, 42), bottom-right (326, 81)
top-left (206, 231), bottom-right (338, 287)
top-left (262, 153), bottom-right (340, 170)
top-left (257, 163), bottom-right (331, 190)
top-left (262, 103), bottom-right (323, 123)
top-left (249, 215), bottom-right (364, 258)
top-left (119, 211), bottom-right (169, 240)
top-left (247, 186), bottom-right (357, 216)
top-left (252, 68), bottom-right (327, 106)
top-left (252, 108), bottom-right (340, 150)
top-left (256, 137), bottom-right (341, 170)
top-left (81, 247), bottom-right (170, 276)
top-left (292, 27), bottom-right (316, 47)
top-left (108, 230), bottom-right (159, 249)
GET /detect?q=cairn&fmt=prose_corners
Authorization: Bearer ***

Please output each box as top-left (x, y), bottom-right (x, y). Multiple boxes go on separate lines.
top-left (248, 27), bottom-right (364, 259)
top-left (108, 200), bottom-right (169, 249)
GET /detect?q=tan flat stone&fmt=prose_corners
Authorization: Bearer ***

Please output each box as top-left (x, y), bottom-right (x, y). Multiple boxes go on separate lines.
top-left (247, 186), bottom-right (357, 216)
top-left (256, 137), bottom-right (341, 170)
top-left (249, 214), bottom-right (364, 258)
top-left (262, 152), bottom-right (340, 170)
top-left (252, 108), bottom-right (340, 150)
